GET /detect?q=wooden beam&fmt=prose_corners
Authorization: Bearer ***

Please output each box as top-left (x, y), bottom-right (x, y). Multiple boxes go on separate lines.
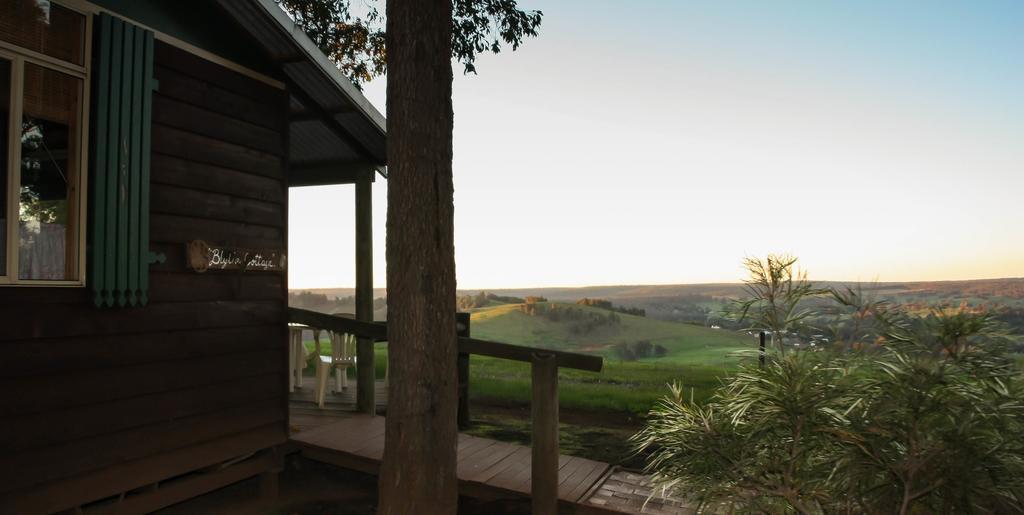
top-left (289, 107), bottom-right (356, 122)
top-left (287, 162), bottom-right (376, 187)
top-left (284, 83), bottom-right (383, 165)
top-left (273, 54), bottom-right (308, 64)
top-left (0, 425), bottom-right (283, 514)
top-left (83, 452), bottom-right (277, 515)
top-left (531, 352), bottom-right (559, 515)
top-left (355, 179), bottom-right (375, 415)
top-left (456, 312), bottom-right (471, 429)
top-left (286, 307), bottom-right (386, 340)
top-left (285, 307), bottom-right (604, 372)
top-left (458, 337), bottom-right (603, 372)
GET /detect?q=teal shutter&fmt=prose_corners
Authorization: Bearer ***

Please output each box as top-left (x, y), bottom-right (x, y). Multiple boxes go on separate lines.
top-left (91, 13), bottom-right (158, 307)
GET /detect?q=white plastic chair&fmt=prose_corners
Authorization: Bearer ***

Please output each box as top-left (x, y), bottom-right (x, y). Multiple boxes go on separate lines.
top-left (314, 331), bottom-right (357, 408)
top-left (287, 324), bottom-right (309, 392)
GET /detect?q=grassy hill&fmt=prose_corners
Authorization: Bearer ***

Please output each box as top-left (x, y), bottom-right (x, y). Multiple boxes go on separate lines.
top-left (470, 301), bottom-right (749, 366)
top-left (454, 278), bottom-right (1024, 329)
top-left (457, 278), bottom-right (1024, 304)
top-left (294, 277), bottom-right (1024, 332)
top-left (295, 280), bottom-right (1024, 414)
top-left (461, 301), bottom-right (754, 413)
top-left (296, 277), bottom-right (1024, 307)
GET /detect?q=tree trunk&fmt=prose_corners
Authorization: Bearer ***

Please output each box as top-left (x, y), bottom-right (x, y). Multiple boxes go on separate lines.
top-left (378, 0), bottom-right (458, 513)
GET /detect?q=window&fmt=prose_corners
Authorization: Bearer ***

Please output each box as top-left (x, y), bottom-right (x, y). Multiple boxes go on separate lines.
top-left (0, 1), bottom-right (89, 285)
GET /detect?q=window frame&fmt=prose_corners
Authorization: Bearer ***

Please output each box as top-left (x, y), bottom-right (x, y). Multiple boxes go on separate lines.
top-left (0, 1), bottom-right (92, 287)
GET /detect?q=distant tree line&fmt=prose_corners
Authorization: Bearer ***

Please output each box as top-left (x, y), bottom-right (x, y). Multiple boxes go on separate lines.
top-left (627, 294), bottom-right (720, 325)
top-left (576, 297), bottom-right (646, 317)
top-left (612, 340), bottom-right (668, 361)
top-left (456, 291), bottom-right (526, 311)
top-left (288, 290), bottom-right (386, 313)
top-left (916, 281), bottom-right (1024, 300)
top-left (519, 302), bottom-right (621, 335)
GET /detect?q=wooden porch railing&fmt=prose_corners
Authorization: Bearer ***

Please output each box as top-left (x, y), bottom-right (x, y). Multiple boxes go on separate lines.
top-left (286, 306), bottom-right (603, 515)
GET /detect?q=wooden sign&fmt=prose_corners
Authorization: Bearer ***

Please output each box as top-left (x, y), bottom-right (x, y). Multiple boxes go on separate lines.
top-left (186, 240), bottom-right (286, 273)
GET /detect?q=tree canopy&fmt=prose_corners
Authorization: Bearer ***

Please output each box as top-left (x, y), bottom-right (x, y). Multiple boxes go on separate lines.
top-left (278, 0), bottom-right (543, 86)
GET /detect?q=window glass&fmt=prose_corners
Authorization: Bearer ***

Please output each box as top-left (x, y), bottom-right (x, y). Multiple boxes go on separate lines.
top-left (0, 59), bottom-right (9, 276)
top-left (0, 1), bottom-right (85, 66)
top-left (19, 62), bottom-right (80, 280)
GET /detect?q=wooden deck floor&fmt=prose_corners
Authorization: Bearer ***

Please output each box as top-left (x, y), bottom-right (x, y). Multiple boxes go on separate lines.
top-left (286, 380), bottom-right (695, 514)
top-left (288, 377), bottom-right (387, 432)
top-left (289, 414), bottom-right (614, 510)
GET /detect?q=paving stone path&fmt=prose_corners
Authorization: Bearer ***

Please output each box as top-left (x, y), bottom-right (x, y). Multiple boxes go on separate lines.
top-left (584, 468), bottom-right (698, 514)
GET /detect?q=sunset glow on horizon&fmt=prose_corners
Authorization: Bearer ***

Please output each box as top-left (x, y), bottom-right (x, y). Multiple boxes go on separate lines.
top-left (288, 0), bottom-right (1024, 290)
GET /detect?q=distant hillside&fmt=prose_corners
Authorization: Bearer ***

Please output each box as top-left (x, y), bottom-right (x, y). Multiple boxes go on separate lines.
top-left (459, 278), bottom-right (1024, 302)
top-left (297, 287), bottom-right (387, 299)
top-left (291, 278), bottom-right (1024, 326)
top-left (469, 301), bottom-right (751, 365)
top-left (297, 278), bottom-right (1024, 303)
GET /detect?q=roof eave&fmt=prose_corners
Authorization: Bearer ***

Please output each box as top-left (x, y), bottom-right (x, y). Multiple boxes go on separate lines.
top-left (250, 0), bottom-right (386, 136)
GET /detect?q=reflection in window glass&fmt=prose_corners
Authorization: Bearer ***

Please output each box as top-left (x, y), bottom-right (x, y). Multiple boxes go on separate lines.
top-left (19, 63), bottom-right (80, 280)
top-left (0, 59), bottom-right (9, 276)
top-left (0, 1), bottom-right (85, 65)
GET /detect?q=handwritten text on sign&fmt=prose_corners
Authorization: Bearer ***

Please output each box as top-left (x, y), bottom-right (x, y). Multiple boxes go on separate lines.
top-left (186, 240), bottom-right (286, 273)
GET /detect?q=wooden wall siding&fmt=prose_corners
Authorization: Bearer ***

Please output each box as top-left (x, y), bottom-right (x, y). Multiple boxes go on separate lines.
top-left (0, 40), bottom-right (290, 512)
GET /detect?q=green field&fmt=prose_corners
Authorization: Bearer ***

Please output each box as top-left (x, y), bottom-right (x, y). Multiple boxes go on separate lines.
top-left (470, 302), bottom-right (749, 364)
top-left (293, 282), bottom-right (1024, 462)
top-left (467, 356), bottom-right (729, 413)
top-left (304, 302), bottom-right (753, 414)
top-left (466, 302), bottom-right (750, 413)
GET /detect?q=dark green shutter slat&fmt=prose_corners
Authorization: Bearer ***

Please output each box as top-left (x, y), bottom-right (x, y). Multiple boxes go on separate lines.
top-left (138, 31), bottom-right (155, 306)
top-left (128, 25), bottom-right (144, 306)
top-left (91, 14), bottom-right (111, 307)
top-left (91, 14), bottom-right (156, 308)
top-left (103, 17), bottom-right (122, 307)
top-left (116, 24), bottom-right (133, 306)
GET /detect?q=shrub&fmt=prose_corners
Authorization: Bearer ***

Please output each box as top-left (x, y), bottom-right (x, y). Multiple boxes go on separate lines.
top-left (612, 340), bottom-right (661, 361)
top-left (632, 340), bottom-right (653, 358)
top-left (577, 297), bottom-right (614, 310)
top-left (612, 342), bottom-right (637, 361)
top-left (724, 254), bottom-right (826, 354)
top-left (521, 303), bottom-right (622, 335)
top-left (578, 297), bottom-right (647, 317)
top-left (633, 305), bottom-right (1024, 513)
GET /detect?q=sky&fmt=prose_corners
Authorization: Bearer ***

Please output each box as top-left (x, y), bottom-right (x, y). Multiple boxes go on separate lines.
top-left (287, 0), bottom-right (1024, 290)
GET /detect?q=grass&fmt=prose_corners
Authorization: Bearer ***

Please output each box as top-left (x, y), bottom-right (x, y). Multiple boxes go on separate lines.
top-left (465, 408), bottom-right (648, 467)
top-left (302, 345), bottom-right (733, 414)
top-left (298, 307), bottom-right (751, 468)
top-left (469, 356), bottom-right (730, 413)
top-left (470, 302), bottom-right (750, 365)
top-left (466, 302), bottom-right (750, 413)
top-left (302, 301), bottom-right (754, 415)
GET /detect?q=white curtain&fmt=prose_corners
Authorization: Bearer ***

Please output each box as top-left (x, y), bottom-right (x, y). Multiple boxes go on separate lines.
top-left (19, 220), bottom-right (66, 280)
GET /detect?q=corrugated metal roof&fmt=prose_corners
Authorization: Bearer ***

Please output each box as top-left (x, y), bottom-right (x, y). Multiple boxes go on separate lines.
top-left (282, 61), bottom-right (352, 112)
top-left (290, 120), bottom-right (360, 165)
top-left (219, 0), bottom-right (296, 60)
top-left (216, 0), bottom-right (387, 184)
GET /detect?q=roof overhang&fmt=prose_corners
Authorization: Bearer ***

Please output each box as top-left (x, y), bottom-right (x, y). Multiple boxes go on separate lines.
top-left (216, 0), bottom-right (387, 185)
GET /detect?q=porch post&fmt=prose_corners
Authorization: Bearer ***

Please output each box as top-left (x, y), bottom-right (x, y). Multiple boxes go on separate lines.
top-left (355, 177), bottom-right (375, 414)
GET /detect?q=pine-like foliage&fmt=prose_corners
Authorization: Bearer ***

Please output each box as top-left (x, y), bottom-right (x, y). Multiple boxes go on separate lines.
top-left (635, 275), bottom-right (1024, 513)
top-left (725, 254), bottom-right (827, 354)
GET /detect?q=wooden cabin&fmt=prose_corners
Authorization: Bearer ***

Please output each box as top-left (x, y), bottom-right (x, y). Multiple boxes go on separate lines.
top-left (0, 0), bottom-right (385, 512)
